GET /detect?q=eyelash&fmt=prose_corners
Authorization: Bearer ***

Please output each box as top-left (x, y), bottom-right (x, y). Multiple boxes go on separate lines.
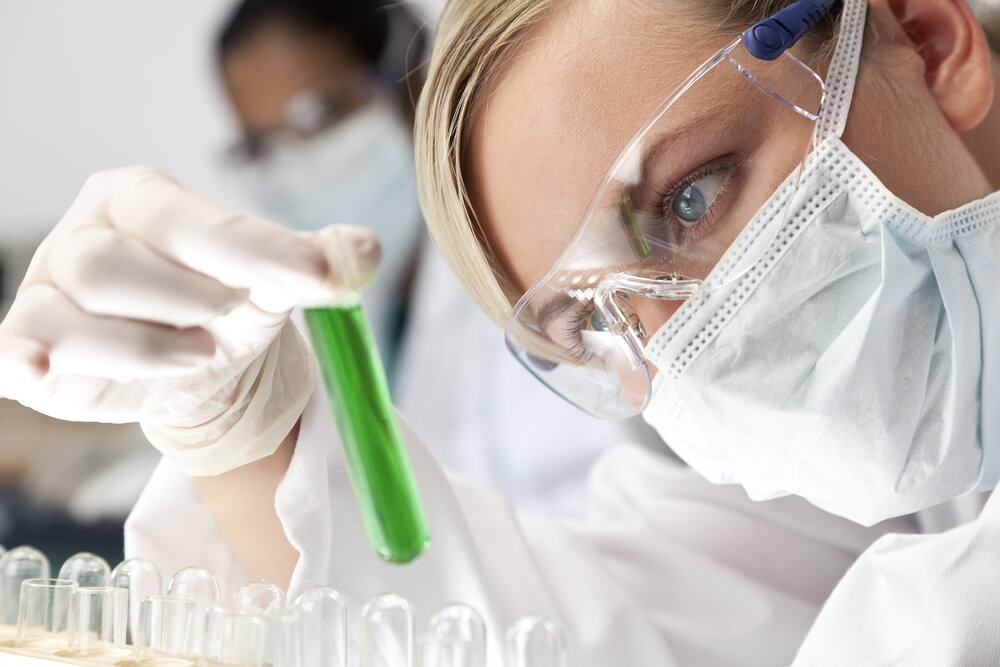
top-left (561, 308), bottom-right (595, 363)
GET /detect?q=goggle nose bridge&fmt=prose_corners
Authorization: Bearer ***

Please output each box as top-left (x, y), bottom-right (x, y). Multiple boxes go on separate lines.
top-left (593, 273), bottom-right (702, 369)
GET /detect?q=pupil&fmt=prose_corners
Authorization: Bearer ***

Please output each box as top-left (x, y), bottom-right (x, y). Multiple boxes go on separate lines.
top-left (673, 184), bottom-right (706, 223)
top-left (589, 310), bottom-right (610, 332)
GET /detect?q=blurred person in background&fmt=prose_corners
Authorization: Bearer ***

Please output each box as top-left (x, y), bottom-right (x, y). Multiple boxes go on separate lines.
top-left (215, 0), bottom-right (659, 516)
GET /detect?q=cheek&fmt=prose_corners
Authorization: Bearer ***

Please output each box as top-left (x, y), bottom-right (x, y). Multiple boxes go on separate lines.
top-left (600, 297), bottom-right (683, 408)
top-left (842, 62), bottom-right (993, 215)
top-left (618, 363), bottom-right (654, 409)
top-left (632, 297), bottom-right (683, 384)
top-left (632, 298), bottom-right (684, 342)
top-left (629, 298), bottom-right (687, 388)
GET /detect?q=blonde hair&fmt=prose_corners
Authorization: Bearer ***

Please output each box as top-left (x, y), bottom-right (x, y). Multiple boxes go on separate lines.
top-left (415, 0), bottom-right (560, 327)
top-left (414, 0), bottom-right (993, 328)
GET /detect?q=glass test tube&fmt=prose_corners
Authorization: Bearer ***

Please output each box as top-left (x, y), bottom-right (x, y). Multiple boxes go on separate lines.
top-left (68, 586), bottom-right (128, 656)
top-left (360, 592), bottom-right (415, 667)
top-left (294, 586), bottom-right (348, 667)
top-left (419, 632), bottom-right (485, 667)
top-left (233, 580), bottom-right (286, 618)
top-left (0, 546), bottom-right (51, 627)
top-left (16, 578), bottom-right (75, 650)
top-left (274, 612), bottom-right (304, 667)
top-left (167, 566), bottom-right (220, 656)
top-left (201, 603), bottom-right (247, 663)
top-left (136, 595), bottom-right (195, 658)
top-left (233, 611), bottom-right (277, 667)
top-left (304, 297), bottom-right (430, 564)
top-left (110, 557), bottom-right (162, 645)
top-left (428, 604), bottom-right (486, 667)
top-left (504, 615), bottom-right (567, 667)
top-left (58, 552), bottom-right (111, 588)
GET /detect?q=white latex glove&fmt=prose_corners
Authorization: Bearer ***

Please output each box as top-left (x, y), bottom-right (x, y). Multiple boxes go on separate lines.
top-left (0, 166), bottom-right (380, 476)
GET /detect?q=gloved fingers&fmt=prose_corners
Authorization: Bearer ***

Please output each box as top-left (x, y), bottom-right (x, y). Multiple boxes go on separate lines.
top-left (202, 300), bottom-right (293, 356)
top-left (302, 225), bottom-right (383, 304)
top-left (0, 284), bottom-right (216, 384)
top-left (48, 226), bottom-right (249, 328)
top-left (0, 335), bottom-right (49, 401)
top-left (98, 167), bottom-right (381, 311)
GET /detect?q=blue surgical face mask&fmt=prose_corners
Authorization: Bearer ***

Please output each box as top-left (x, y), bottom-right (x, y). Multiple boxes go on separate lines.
top-left (239, 98), bottom-right (423, 294)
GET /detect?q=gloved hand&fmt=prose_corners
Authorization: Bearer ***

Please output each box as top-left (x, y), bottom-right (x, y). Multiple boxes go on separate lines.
top-left (0, 166), bottom-right (380, 476)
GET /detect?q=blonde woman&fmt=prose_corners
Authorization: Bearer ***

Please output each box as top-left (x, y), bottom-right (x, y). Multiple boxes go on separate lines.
top-left (1, 0), bottom-right (999, 663)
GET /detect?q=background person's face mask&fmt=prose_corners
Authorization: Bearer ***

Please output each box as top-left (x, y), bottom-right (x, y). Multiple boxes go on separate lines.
top-left (241, 98), bottom-right (423, 291)
top-left (642, 0), bottom-right (1000, 525)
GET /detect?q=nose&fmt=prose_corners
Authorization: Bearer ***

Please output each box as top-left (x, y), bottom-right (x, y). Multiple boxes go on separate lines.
top-left (629, 297), bottom-right (686, 381)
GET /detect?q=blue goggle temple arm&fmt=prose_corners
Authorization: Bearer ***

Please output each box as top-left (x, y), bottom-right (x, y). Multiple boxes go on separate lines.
top-left (743, 0), bottom-right (839, 61)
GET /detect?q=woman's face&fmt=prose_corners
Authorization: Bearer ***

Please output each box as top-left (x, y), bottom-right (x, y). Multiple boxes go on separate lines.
top-left (221, 21), bottom-right (372, 157)
top-left (465, 0), bottom-right (995, 357)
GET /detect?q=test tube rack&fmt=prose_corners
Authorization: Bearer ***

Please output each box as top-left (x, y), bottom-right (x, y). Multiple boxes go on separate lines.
top-left (0, 545), bottom-right (567, 667)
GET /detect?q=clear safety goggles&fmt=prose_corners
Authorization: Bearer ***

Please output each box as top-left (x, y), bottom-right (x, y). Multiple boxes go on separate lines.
top-left (505, 26), bottom-right (829, 419)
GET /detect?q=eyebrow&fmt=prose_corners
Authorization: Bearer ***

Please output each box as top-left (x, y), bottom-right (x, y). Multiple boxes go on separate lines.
top-left (542, 116), bottom-right (714, 283)
top-left (619, 109), bottom-right (732, 205)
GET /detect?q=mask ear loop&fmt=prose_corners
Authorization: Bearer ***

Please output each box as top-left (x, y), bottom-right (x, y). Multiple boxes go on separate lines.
top-left (741, 0), bottom-right (865, 143)
top-left (755, 0), bottom-right (866, 281)
top-left (815, 0), bottom-right (867, 143)
top-left (707, 42), bottom-right (829, 289)
top-left (705, 0), bottom-right (865, 291)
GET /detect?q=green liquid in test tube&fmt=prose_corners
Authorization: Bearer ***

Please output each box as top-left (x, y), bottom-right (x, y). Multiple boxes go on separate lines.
top-left (304, 298), bottom-right (430, 564)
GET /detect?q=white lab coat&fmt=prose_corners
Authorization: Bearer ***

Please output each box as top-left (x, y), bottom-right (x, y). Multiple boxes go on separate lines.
top-left (125, 385), bottom-right (989, 666)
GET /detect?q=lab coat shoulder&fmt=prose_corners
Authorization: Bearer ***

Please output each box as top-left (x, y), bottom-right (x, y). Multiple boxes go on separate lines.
top-left (793, 489), bottom-right (1000, 666)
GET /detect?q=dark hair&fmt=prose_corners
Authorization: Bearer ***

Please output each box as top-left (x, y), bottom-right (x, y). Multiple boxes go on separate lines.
top-left (216, 0), bottom-right (390, 66)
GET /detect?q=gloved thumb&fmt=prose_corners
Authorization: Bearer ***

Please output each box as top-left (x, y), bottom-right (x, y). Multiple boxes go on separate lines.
top-left (301, 225), bottom-right (383, 305)
top-left (0, 335), bottom-right (48, 401)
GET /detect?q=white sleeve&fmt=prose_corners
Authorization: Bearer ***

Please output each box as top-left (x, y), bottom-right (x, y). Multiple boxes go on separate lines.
top-left (792, 489), bottom-right (1000, 666)
top-left (126, 387), bottom-right (926, 666)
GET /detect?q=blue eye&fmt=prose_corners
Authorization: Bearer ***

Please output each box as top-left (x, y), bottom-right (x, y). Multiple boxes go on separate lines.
top-left (673, 184), bottom-right (706, 223)
top-left (589, 310), bottom-right (610, 333)
top-left (666, 169), bottom-right (726, 229)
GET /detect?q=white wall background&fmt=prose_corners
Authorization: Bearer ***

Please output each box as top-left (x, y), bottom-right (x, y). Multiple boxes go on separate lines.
top-left (0, 0), bottom-right (247, 246)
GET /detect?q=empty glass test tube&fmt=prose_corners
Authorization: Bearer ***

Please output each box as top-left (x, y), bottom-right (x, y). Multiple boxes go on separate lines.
top-left (233, 580), bottom-right (286, 618)
top-left (58, 552), bottom-right (111, 589)
top-left (16, 578), bottom-right (75, 650)
top-left (360, 592), bottom-right (415, 667)
top-left (68, 586), bottom-right (128, 656)
top-left (504, 615), bottom-right (567, 667)
top-left (294, 586), bottom-right (348, 667)
top-left (110, 557), bottom-right (162, 645)
top-left (167, 565), bottom-right (220, 655)
top-left (428, 604), bottom-right (486, 667)
top-left (303, 231), bottom-right (429, 564)
top-left (1, 546), bottom-right (51, 627)
top-left (136, 595), bottom-right (195, 658)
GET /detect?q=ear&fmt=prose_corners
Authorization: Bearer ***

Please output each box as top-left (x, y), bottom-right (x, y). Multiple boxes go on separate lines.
top-left (877, 0), bottom-right (994, 131)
